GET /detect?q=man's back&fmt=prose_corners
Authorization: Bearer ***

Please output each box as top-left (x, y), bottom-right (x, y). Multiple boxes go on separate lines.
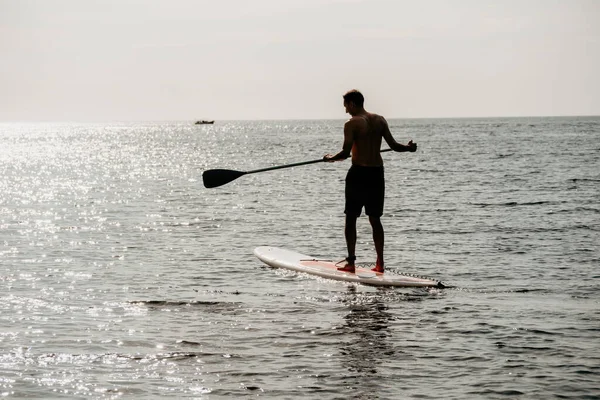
top-left (348, 112), bottom-right (387, 167)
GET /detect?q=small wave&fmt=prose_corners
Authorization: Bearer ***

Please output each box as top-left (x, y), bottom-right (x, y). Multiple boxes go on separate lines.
top-left (570, 178), bottom-right (600, 183)
top-left (549, 207), bottom-right (600, 214)
top-left (467, 389), bottom-right (525, 397)
top-left (18, 351), bottom-right (210, 365)
top-left (131, 300), bottom-right (220, 306)
top-left (129, 300), bottom-right (240, 312)
top-left (452, 287), bottom-right (552, 294)
top-left (176, 340), bottom-right (203, 346)
top-left (471, 200), bottom-right (566, 208)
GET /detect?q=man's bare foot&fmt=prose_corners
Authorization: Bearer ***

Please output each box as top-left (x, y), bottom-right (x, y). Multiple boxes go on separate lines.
top-left (371, 260), bottom-right (384, 274)
top-left (337, 264), bottom-right (356, 273)
top-left (337, 256), bottom-right (356, 273)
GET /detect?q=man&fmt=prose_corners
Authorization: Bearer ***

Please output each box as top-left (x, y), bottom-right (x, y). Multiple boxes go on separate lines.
top-left (323, 89), bottom-right (417, 274)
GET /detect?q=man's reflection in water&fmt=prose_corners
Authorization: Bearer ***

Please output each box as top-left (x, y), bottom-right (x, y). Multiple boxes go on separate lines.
top-left (337, 286), bottom-right (396, 397)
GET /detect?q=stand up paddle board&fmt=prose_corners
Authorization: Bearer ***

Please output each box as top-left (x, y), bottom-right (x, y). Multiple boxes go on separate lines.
top-left (254, 246), bottom-right (444, 288)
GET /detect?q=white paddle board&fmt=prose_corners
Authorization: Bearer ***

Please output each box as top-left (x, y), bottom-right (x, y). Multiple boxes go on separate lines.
top-left (254, 246), bottom-right (444, 288)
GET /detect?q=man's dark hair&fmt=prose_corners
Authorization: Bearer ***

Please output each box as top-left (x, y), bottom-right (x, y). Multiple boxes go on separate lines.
top-left (343, 90), bottom-right (364, 108)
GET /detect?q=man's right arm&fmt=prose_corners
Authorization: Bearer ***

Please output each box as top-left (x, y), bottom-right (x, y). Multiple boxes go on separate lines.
top-left (324, 120), bottom-right (355, 162)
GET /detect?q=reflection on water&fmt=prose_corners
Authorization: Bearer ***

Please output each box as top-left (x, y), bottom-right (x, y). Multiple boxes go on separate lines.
top-left (340, 287), bottom-right (394, 374)
top-left (336, 287), bottom-right (395, 398)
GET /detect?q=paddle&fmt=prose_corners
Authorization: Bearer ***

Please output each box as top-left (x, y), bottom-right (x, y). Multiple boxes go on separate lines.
top-left (202, 148), bottom-right (393, 188)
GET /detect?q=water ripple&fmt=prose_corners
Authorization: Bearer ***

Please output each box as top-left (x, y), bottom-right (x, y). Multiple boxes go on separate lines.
top-left (0, 118), bottom-right (599, 398)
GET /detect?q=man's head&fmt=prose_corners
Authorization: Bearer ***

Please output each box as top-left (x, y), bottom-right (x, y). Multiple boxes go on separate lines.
top-left (343, 89), bottom-right (365, 115)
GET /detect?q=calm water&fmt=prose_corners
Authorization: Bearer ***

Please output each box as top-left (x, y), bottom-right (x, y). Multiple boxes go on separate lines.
top-left (1, 117), bottom-right (599, 399)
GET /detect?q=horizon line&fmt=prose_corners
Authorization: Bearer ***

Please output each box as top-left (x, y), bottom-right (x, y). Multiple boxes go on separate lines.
top-left (1, 114), bottom-right (599, 124)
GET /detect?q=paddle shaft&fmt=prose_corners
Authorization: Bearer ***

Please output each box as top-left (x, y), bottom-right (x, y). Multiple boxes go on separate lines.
top-left (247, 148), bottom-right (392, 175)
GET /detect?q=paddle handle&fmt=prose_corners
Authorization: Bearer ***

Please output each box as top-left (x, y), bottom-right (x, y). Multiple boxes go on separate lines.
top-left (246, 148), bottom-right (392, 175)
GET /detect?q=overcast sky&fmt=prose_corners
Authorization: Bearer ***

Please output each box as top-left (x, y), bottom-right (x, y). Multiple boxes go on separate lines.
top-left (1, 0), bottom-right (599, 121)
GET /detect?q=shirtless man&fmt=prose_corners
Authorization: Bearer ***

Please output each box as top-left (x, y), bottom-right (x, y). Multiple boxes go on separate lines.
top-left (323, 90), bottom-right (417, 273)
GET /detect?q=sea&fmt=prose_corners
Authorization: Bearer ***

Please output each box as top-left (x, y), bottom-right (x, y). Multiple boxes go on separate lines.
top-left (0, 117), bottom-right (599, 399)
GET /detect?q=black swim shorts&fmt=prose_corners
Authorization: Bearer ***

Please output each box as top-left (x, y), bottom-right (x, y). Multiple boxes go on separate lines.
top-left (344, 165), bottom-right (385, 217)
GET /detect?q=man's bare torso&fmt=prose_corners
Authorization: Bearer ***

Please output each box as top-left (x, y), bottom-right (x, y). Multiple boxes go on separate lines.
top-left (347, 112), bottom-right (386, 167)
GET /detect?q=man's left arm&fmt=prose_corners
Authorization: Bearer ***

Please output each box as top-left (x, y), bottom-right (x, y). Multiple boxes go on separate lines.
top-left (382, 117), bottom-right (417, 152)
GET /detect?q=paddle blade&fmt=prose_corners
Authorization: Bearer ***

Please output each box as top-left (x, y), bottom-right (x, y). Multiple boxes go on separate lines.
top-left (202, 169), bottom-right (246, 188)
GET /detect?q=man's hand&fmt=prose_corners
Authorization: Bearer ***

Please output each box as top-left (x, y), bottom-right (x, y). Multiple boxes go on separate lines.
top-left (407, 140), bottom-right (417, 152)
top-left (323, 154), bottom-right (335, 162)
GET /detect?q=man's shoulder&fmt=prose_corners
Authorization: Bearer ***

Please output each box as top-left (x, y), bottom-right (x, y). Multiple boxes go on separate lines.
top-left (367, 112), bottom-right (386, 121)
top-left (345, 116), bottom-right (366, 126)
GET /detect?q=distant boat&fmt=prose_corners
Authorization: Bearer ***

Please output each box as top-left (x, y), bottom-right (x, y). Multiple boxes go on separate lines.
top-left (195, 120), bottom-right (215, 125)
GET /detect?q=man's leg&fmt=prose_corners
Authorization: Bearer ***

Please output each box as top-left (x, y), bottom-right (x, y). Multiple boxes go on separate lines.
top-left (338, 214), bottom-right (358, 272)
top-left (369, 215), bottom-right (384, 272)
